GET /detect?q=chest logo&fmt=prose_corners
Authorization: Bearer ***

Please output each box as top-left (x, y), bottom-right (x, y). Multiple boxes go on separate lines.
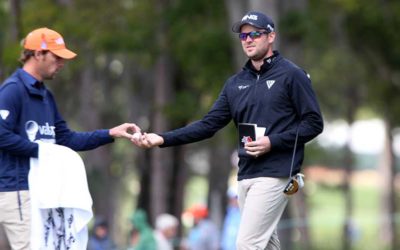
top-left (238, 85), bottom-right (250, 90)
top-left (266, 80), bottom-right (275, 89)
top-left (0, 110), bottom-right (10, 120)
top-left (25, 120), bottom-right (39, 141)
top-left (25, 120), bottom-right (56, 141)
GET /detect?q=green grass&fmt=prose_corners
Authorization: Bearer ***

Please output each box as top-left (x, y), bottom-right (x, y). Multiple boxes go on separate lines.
top-left (183, 177), bottom-right (396, 249)
top-left (307, 183), bottom-right (388, 250)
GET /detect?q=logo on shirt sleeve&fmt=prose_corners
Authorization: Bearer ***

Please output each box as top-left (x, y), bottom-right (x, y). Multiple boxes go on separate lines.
top-left (0, 110), bottom-right (10, 120)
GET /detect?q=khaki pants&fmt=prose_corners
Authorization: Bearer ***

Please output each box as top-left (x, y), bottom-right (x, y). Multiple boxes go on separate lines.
top-left (237, 177), bottom-right (289, 250)
top-left (0, 191), bottom-right (30, 250)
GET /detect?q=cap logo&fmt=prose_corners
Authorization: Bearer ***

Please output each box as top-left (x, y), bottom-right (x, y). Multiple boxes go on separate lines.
top-left (41, 34), bottom-right (48, 49)
top-left (242, 14), bottom-right (258, 21)
top-left (41, 41), bottom-right (48, 49)
top-left (55, 37), bottom-right (64, 45)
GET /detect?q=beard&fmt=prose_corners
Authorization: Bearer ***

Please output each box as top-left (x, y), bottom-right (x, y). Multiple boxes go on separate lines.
top-left (42, 72), bottom-right (56, 80)
top-left (244, 44), bottom-right (270, 62)
top-left (40, 67), bottom-right (59, 80)
top-left (248, 53), bottom-right (267, 61)
top-left (247, 50), bottom-right (270, 62)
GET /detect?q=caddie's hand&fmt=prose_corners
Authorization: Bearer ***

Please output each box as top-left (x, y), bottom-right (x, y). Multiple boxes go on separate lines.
top-left (131, 132), bottom-right (164, 148)
top-left (109, 123), bottom-right (141, 139)
top-left (244, 136), bottom-right (271, 158)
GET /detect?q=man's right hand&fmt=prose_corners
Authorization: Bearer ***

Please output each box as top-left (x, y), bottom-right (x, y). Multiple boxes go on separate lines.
top-left (131, 132), bottom-right (164, 148)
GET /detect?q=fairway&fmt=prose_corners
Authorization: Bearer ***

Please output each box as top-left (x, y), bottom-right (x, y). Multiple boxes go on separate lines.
top-left (308, 183), bottom-right (386, 250)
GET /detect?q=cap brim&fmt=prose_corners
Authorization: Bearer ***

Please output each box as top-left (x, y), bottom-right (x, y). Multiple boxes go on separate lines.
top-left (231, 21), bottom-right (264, 33)
top-left (50, 48), bottom-right (77, 59)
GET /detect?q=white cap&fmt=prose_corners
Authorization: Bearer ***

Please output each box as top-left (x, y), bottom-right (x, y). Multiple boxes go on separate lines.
top-left (227, 186), bottom-right (238, 199)
top-left (155, 213), bottom-right (178, 231)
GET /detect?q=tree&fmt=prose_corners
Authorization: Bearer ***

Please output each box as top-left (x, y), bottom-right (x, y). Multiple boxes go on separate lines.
top-left (346, 1), bottom-right (400, 248)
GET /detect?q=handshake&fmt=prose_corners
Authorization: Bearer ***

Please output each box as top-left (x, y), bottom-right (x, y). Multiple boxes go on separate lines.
top-left (131, 132), bottom-right (164, 148)
top-left (109, 123), bottom-right (163, 148)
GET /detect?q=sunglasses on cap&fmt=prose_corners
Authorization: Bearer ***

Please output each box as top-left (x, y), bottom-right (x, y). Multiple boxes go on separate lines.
top-left (239, 31), bottom-right (269, 41)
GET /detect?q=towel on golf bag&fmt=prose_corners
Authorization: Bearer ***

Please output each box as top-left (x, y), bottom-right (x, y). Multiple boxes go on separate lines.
top-left (29, 141), bottom-right (93, 250)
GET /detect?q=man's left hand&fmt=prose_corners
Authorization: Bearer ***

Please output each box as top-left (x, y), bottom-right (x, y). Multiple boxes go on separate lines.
top-left (244, 136), bottom-right (271, 158)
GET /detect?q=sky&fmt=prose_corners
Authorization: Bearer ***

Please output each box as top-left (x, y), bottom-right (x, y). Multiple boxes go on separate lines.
top-left (317, 119), bottom-right (400, 156)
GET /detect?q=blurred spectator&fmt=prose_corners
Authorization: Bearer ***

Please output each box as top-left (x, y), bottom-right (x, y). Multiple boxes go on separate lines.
top-left (186, 205), bottom-right (219, 250)
top-left (154, 213), bottom-right (179, 250)
top-left (88, 217), bottom-right (117, 250)
top-left (127, 209), bottom-right (157, 250)
top-left (126, 228), bottom-right (140, 250)
top-left (220, 188), bottom-right (241, 250)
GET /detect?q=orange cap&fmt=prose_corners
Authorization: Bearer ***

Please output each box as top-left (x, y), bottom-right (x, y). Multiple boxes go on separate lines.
top-left (23, 27), bottom-right (77, 59)
top-left (188, 204), bottom-right (208, 220)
